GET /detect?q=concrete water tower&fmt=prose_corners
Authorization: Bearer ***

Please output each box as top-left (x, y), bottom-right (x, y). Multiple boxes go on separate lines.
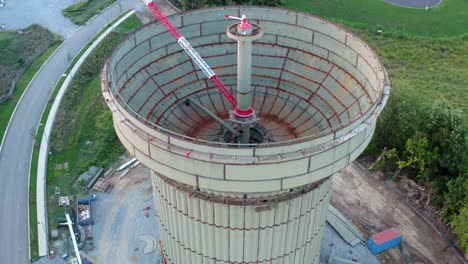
top-left (102, 5), bottom-right (390, 263)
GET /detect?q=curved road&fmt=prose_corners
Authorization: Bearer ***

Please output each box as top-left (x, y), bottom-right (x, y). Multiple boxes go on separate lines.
top-left (0, 0), bottom-right (137, 262)
top-left (0, 0), bottom-right (80, 38)
top-left (383, 0), bottom-right (442, 8)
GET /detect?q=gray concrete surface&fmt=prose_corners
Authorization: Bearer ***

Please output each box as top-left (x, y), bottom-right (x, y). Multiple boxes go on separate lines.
top-left (0, 0), bottom-right (81, 38)
top-left (33, 163), bottom-right (159, 264)
top-left (383, 0), bottom-right (442, 9)
top-left (0, 0), bottom-right (138, 263)
top-left (88, 165), bottom-right (161, 264)
top-left (33, 257), bottom-right (67, 264)
top-left (331, 163), bottom-right (462, 263)
top-left (320, 224), bottom-right (379, 264)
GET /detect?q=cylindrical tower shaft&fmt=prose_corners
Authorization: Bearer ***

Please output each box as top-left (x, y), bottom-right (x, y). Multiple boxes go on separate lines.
top-left (152, 172), bottom-right (332, 264)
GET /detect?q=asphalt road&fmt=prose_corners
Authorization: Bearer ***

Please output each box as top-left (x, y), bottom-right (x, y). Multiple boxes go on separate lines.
top-left (0, 0), bottom-right (138, 262)
top-left (383, 0), bottom-right (442, 8)
top-left (0, 0), bottom-right (80, 38)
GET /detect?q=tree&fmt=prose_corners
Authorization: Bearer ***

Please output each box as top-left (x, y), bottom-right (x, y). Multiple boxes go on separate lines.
top-left (424, 100), bottom-right (465, 178)
top-left (397, 132), bottom-right (431, 180)
top-left (451, 205), bottom-right (468, 251)
top-left (441, 173), bottom-right (467, 222)
top-left (397, 131), bottom-right (436, 204)
top-left (372, 88), bottom-right (427, 154)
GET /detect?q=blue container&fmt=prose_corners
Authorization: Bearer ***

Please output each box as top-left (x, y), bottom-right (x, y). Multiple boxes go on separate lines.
top-left (367, 228), bottom-right (402, 255)
top-left (77, 194), bottom-right (97, 204)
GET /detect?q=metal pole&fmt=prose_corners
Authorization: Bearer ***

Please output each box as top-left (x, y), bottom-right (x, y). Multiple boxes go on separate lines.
top-left (226, 17), bottom-right (263, 143)
top-left (186, 97), bottom-right (237, 135)
top-left (236, 28), bottom-right (253, 114)
top-left (65, 213), bottom-right (82, 264)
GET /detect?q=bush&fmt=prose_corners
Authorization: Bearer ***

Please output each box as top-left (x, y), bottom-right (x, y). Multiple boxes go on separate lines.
top-left (370, 89), bottom-right (467, 245)
top-left (442, 173), bottom-right (467, 222)
top-left (370, 88), bottom-right (428, 155)
top-left (92, 105), bottom-right (124, 167)
top-left (63, 0), bottom-right (91, 12)
top-left (171, 0), bottom-right (280, 10)
top-left (51, 32), bottom-right (126, 151)
top-left (451, 205), bottom-right (468, 251)
top-left (425, 100), bottom-right (465, 177)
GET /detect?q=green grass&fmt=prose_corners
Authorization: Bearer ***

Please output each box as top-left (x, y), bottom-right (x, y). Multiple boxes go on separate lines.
top-left (337, 22), bottom-right (468, 170)
top-left (63, 0), bottom-right (91, 12)
top-left (0, 41), bottom-right (62, 147)
top-left (63, 0), bottom-right (118, 25)
top-left (47, 76), bottom-right (102, 228)
top-left (29, 147), bottom-right (40, 260)
top-left (0, 25), bottom-right (57, 96)
top-left (283, 0), bottom-right (468, 37)
top-left (348, 26), bottom-right (468, 125)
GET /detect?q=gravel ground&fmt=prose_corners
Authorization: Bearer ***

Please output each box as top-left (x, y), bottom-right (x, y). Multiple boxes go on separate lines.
top-left (331, 163), bottom-right (462, 264)
top-left (33, 257), bottom-right (67, 264)
top-left (0, 0), bottom-right (80, 38)
top-left (87, 164), bottom-right (160, 264)
top-left (320, 224), bottom-right (379, 264)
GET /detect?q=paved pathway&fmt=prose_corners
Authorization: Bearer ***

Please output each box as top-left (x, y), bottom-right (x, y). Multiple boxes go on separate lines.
top-left (0, 0), bottom-right (138, 262)
top-left (383, 0), bottom-right (442, 9)
top-left (0, 0), bottom-right (81, 38)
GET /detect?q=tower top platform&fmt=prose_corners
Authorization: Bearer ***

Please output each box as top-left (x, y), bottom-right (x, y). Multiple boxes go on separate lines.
top-left (102, 6), bottom-right (390, 193)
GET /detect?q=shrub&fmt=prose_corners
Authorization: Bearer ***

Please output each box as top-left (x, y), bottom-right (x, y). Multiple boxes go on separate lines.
top-left (63, 0), bottom-right (91, 13)
top-left (371, 88), bottom-right (428, 154)
top-left (451, 205), bottom-right (468, 251)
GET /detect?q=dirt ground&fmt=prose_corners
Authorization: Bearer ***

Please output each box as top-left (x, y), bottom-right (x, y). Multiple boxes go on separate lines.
top-left (88, 164), bottom-right (161, 264)
top-left (331, 163), bottom-right (462, 264)
top-left (82, 157), bottom-right (463, 264)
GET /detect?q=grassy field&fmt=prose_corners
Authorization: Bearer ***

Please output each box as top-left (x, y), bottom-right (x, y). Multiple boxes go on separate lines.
top-left (0, 40), bottom-right (62, 147)
top-left (348, 25), bottom-right (468, 125)
top-left (283, 0), bottom-right (468, 38)
top-left (0, 26), bottom-right (56, 96)
top-left (0, 25), bottom-right (56, 96)
top-left (45, 14), bottom-right (141, 231)
top-left (63, 0), bottom-right (118, 25)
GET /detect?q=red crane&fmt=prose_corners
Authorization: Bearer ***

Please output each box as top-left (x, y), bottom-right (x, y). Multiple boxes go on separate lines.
top-left (142, 0), bottom-right (256, 117)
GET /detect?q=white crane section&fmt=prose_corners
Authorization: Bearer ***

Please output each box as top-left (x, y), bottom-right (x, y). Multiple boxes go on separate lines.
top-left (65, 213), bottom-right (82, 264)
top-left (177, 37), bottom-right (215, 78)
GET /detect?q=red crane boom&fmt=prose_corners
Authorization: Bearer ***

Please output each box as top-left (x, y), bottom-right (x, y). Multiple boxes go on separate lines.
top-left (143, 0), bottom-right (238, 107)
